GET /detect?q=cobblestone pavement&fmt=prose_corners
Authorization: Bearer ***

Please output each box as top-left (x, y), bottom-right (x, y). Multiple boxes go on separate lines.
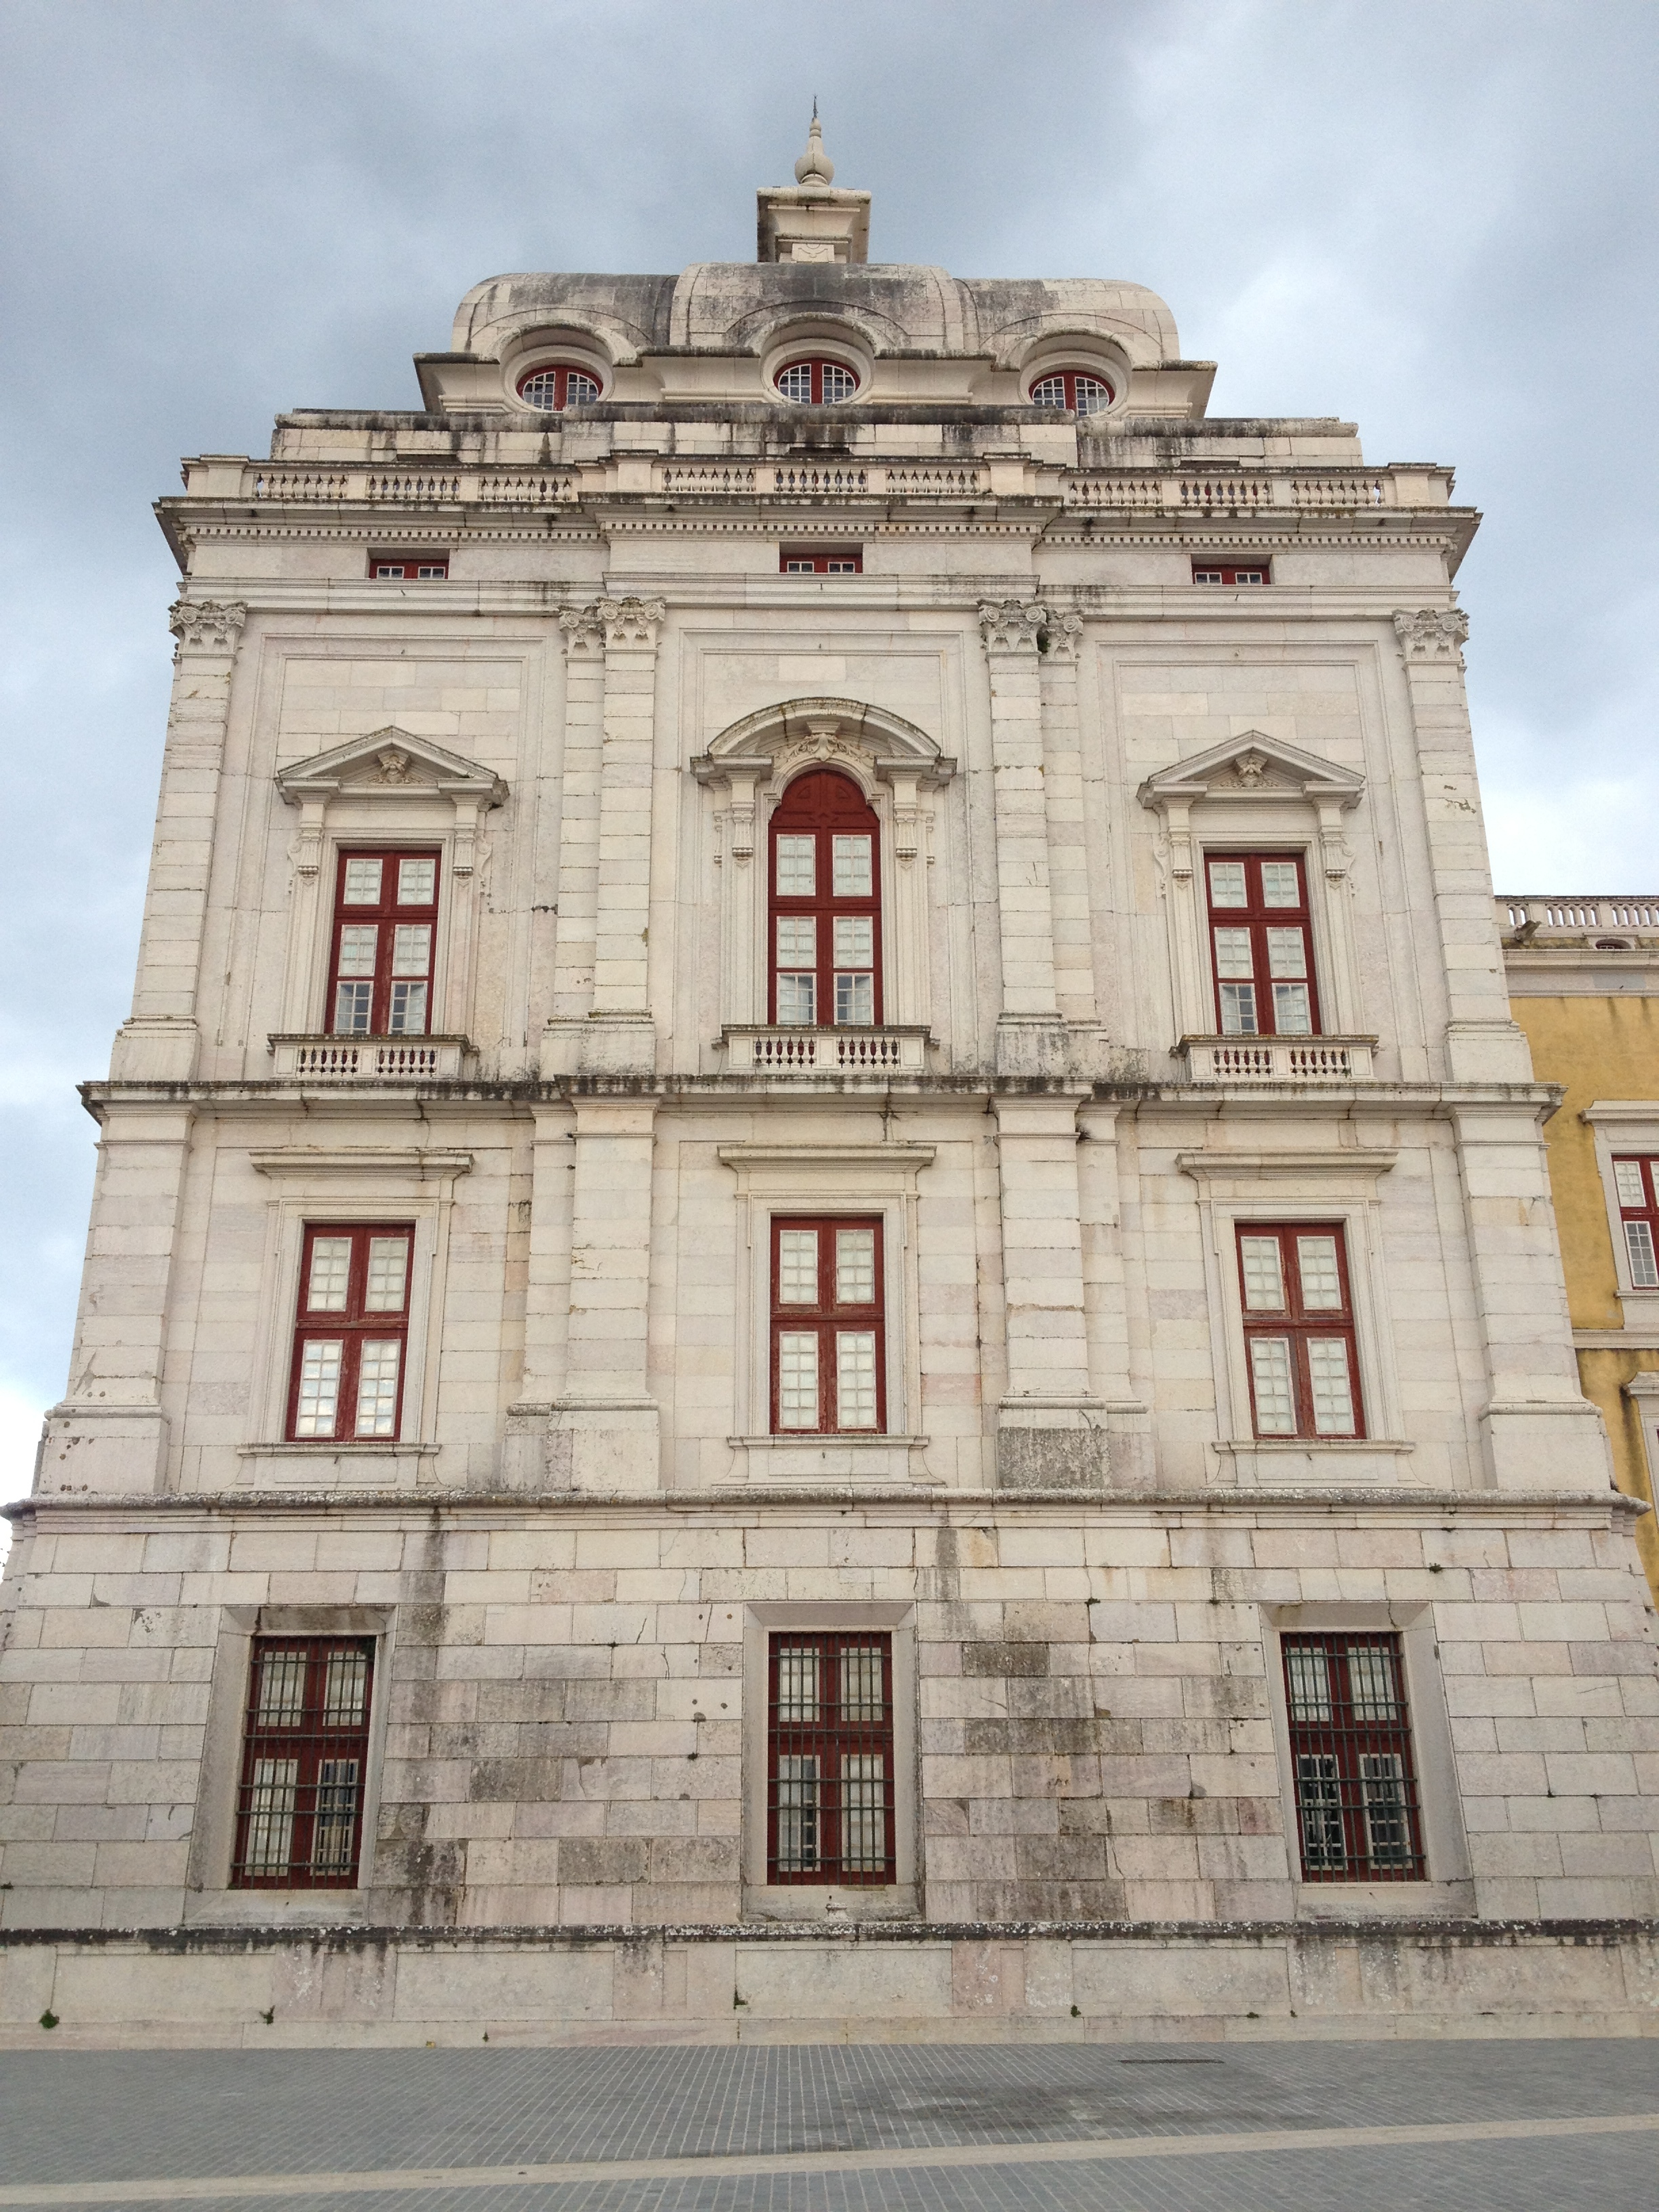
top-left (2, 2039), bottom-right (1658, 2210)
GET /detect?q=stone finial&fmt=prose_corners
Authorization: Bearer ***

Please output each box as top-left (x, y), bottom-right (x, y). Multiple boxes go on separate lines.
top-left (795, 103), bottom-right (835, 188)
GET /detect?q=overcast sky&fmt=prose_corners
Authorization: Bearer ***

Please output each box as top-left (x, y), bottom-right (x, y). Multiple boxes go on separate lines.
top-left (1, 0), bottom-right (1656, 1511)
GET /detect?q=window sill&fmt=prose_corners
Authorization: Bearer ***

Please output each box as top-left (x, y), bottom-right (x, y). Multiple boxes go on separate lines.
top-left (237, 1441), bottom-right (440, 1488)
top-left (1294, 1879), bottom-right (1472, 1921)
top-left (1177, 1035), bottom-right (1377, 1083)
top-left (1217, 1438), bottom-right (1417, 1486)
top-left (729, 1434), bottom-right (932, 1482)
top-left (184, 1889), bottom-right (369, 1927)
top-left (744, 1883), bottom-right (920, 1923)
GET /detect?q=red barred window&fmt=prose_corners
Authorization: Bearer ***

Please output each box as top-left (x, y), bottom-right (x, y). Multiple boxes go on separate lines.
top-left (327, 849), bottom-right (440, 1038)
top-left (781, 548), bottom-right (863, 574)
top-left (287, 1224), bottom-right (415, 1443)
top-left (767, 1631), bottom-right (895, 1885)
top-left (1237, 1223), bottom-right (1364, 1440)
top-left (1613, 1158), bottom-right (1659, 1289)
top-left (1282, 1633), bottom-right (1425, 1881)
top-left (232, 1637), bottom-right (375, 1888)
top-left (1193, 561), bottom-right (1269, 585)
top-left (771, 1216), bottom-right (884, 1436)
top-left (769, 771), bottom-right (882, 1027)
top-left (369, 555), bottom-right (449, 580)
top-left (1206, 853), bottom-right (1319, 1038)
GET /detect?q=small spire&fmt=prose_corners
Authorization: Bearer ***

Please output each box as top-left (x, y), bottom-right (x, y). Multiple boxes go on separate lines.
top-left (794, 106), bottom-right (835, 188)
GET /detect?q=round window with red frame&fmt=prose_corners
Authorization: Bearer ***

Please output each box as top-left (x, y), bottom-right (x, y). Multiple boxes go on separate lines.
top-left (516, 363), bottom-right (603, 411)
top-left (775, 358), bottom-right (860, 405)
top-left (1028, 369), bottom-right (1114, 415)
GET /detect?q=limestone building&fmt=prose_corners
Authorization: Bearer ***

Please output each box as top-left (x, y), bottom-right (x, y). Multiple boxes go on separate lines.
top-left (4, 122), bottom-right (1658, 2040)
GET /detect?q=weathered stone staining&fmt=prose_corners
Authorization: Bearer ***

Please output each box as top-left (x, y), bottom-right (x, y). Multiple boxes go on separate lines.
top-left (2, 118), bottom-right (1657, 2043)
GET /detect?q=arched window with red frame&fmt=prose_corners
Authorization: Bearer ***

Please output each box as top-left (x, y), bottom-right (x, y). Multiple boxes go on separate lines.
top-left (769, 771), bottom-right (881, 1028)
top-left (516, 363), bottom-right (602, 411)
top-left (1028, 369), bottom-right (1113, 414)
top-left (775, 359), bottom-right (859, 404)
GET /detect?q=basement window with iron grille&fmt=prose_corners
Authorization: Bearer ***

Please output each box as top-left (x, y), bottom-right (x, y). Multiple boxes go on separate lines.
top-left (232, 1637), bottom-right (375, 1888)
top-left (767, 1632), bottom-right (895, 1885)
top-left (1282, 1633), bottom-right (1425, 1881)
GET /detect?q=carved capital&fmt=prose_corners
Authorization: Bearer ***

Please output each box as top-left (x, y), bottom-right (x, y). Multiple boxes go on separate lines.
top-left (977, 599), bottom-right (1048, 655)
top-left (1044, 610), bottom-right (1085, 661)
top-left (169, 598), bottom-right (247, 655)
top-left (558, 603), bottom-right (605, 653)
top-left (1393, 607), bottom-right (1469, 665)
top-left (596, 594), bottom-right (668, 651)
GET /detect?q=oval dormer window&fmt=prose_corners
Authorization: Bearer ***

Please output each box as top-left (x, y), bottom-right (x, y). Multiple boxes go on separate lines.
top-left (1029, 370), bottom-right (1113, 415)
top-left (775, 359), bottom-right (859, 405)
top-left (517, 365), bottom-right (603, 411)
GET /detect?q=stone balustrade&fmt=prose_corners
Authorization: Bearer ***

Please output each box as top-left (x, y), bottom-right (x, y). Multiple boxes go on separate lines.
top-left (268, 1034), bottom-right (468, 1080)
top-left (1178, 1036), bottom-right (1376, 1083)
top-left (722, 1025), bottom-right (928, 1073)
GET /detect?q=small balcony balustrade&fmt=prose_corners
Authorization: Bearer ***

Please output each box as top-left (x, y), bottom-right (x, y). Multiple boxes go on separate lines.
top-left (721, 1025), bottom-right (929, 1075)
top-left (268, 1034), bottom-right (469, 1080)
top-left (1177, 1036), bottom-right (1376, 1084)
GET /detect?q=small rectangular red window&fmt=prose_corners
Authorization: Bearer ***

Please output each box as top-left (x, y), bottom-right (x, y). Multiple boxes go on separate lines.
top-left (327, 848), bottom-right (440, 1038)
top-left (771, 1216), bottom-right (884, 1435)
top-left (1193, 560), bottom-right (1269, 585)
top-left (1237, 1223), bottom-right (1364, 1440)
top-left (232, 1636), bottom-right (375, 1888)
top-left (781, 548), bottom-right (862, 574)
top-left (1206, 852), bottom-right (1319, 1037)
top-left (1282, 1633), bottom-right (1425, 1881)
top-left (768, 1631), bottom-right (895, 1885)
top-left (288, 1223), bottom-right (415, 1443)
top-left (370, 555), bottom-right (449, 579)
top-left (1612, 1158), bottom-right (1659, 1288)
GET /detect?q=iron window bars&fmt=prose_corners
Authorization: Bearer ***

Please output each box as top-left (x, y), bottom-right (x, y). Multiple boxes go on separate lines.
top-left (1282, 1632), bottom-right (1425, 1881)
top-left (766, 1631), bottom-right (896, 1885)
top-left (232, 1636), bottom-right (375, 1888)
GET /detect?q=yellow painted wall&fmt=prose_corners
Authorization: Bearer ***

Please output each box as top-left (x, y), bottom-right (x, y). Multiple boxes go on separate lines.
top-left (1512, 994), bottom-right (1659, 1596)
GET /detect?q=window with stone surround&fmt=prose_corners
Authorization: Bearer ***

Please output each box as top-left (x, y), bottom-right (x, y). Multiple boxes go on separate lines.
top-left (771, 1216), bottom-right (885, 1435)
top-left (231, 1636), bottom-right (375, 1888)
top-left (1237, 1224), bottom-right (1364, 1439)
top-left (1282, 1632), bottom-right (1425, 1881)
top-left (774, 358), bottom-right (859, 403)
top-left (769, 771), bottom-right (882, 1028)
top-left (766, 1631), bottom-right (895, 1885)
top-left (287, 1224), bottom-right (415, 1443)
top-left (1028, 369), bottom-right (1113, 413)
top-left (369, 555), bottom-right (449, 579)
top-left (780, 548), bottom-right (862, 573)
top-left (1206, 853), bottom-right (1320, 1037)
top-left (327, 848), bottom-right (441, 1037)
top-left (1613, 1158), bottom-right (1659, 1290)
top-left (516, 363), bottom-right (602, 410)
top-left (1192, 560), bottom-right (1269, 584)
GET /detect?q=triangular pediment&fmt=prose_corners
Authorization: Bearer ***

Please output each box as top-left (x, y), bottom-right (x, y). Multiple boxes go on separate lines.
top-left (1137, 731), bottom-right (1364, 810)
top-left (276, 728), bottom-right (508, 805)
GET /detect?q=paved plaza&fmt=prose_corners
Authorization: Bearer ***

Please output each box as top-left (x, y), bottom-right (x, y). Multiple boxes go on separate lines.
top-left (1, 2037), bottom-right (1658, 2211)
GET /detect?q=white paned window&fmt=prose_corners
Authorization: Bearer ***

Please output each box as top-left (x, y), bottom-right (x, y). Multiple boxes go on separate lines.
top-left (776, 974), bottom-right (816, 1025)
top-left (342, 859), bottom-right (382, 904)
top-left (1614, 1161), bottom-right (1648, 1208)
top-left (312, 1758), bottom-right (362, 1870)
top-left (322, 1649), bottom-right (370, 1727)
top-left (1248, 1336), bottom-right (1297, 1435)
top-left (1208, 861), bottom-right (1248, 907)
top-left (840, 1645), bottom-right (884, 1721)
top-left (1347, 1645), bottom-right (1403, 1723)
top-left (306, 1237), bottom-right (352, 1313)
top-left (836, 1228), bottom-right (876, 1305)
top-left (1359, 1752), bottom-right (1412, 1865)
top-left (777, 1230), bottom-right (820, 1304)
top-left (255, 1648), bottom-right (308, 1728)
top-left (245, 1759), bottom-right (300, 1874)
top-left (778, 1332), bottom-right (820, 1428)
top-left (776, 1646), bottom-right (820, 1722)
top-left (1626, 1221), bottom-right (1659, 1290)
top-left (1307, 1338), bottom-right (1357, 1435)
top-left (1261, 862), bottom-right (1301, 906)
top-left (354, 1341), bottom-right (403, 1437)
top-left (840, 1753), bottom-right (886, 1872)
top-left (294, 1340), bottom-right (343, 1435)
top-left (832, 835), bottom-right (872, 896)
top-left (364, 1238), bottom-right (409, 1313)
top-left (775, 835), bottom-right (817, 896)
top-left (1240, 1235), bottom-right (1286, 1311)
top-left (1296, 1235), bottom-right (1343, 1309)
top-left (1284, 1644), bottom-right (1333, 1724)
top-left (836, 1331), bottom-right (878, 1429)
top-left (397, 857), bottom-right (436, 905)
top-left (775, 1753), bottom-right (819, 1870)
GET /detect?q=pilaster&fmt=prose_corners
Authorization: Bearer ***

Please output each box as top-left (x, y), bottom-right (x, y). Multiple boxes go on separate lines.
top-left (110, 599), bottom-right (246, 1082)
top-left (991, 1091), bottom-right (1105, 1490)
top-left (550, 1094), bottom-right (661, 1492)
top-left (501, 1102), bottom-right (576, 1489)
top-left (978, 600), bottom-right (1064, 1075)
top-left (1393, 608), bottom-right (1531, 1083)
top-left (543, 603), bottom-right (607, 1061)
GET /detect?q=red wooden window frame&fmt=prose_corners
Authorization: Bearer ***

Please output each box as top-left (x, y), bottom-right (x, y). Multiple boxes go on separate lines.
top-left (516, 363), bottom-right (602, 410)
top-left (287, 1223), bottom-right (415, 1443)
top-left (232, 1635), bottom-right (375, 1889)
top-left (1237, 1223), bottom-right (1365, 1441)
top-left (1205, 851), bottom-right (1320, 1038)
top-left (1192, 560), bottom-right (1269, 585)
top-left (768, 771), bottom-right (882, 1028)
top-left (369, 555), bottom-right (449, 580)
top-left (774, 358), bottom-right (860, 404)
top-left (766, 1631), bottom-right (896, 1886)
top-left (327, 848), bottom-right (441, 1038)
top-left (1028, 369), bottom-right (1114, 413)
top-left (770, 1214), bottom-right (886, 1436)
top-left (780, 548), bottom-right (863, 574)
top-left (1282, 1633), bottom-right (1425, 1881)
top-left (1613, 1158), bottom-right (1659, 1289)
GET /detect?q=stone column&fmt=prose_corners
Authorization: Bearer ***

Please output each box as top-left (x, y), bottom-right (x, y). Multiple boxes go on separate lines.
top-left (38, 1101), bottom-right (194, 1494)
top-left (110, 599), bottom-right (246, 1082)
top-left (550, 1094), bottom-right (660, 1493)
top-left (1393, 609), bottom-right (1530, 1084)
top-left (978, 600), bottom-right (1065, 1074)
top-left (991, 1092), bottom-right (1105, 1490)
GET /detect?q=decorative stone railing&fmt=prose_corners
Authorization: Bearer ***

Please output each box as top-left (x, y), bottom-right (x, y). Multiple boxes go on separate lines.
top-left (268, 1035), bottom-right (468, 1080)
top-left (1065, 468), bottom-right (1452, 512)
top-left (722, 1026), bottom-right (928, 1074)
top-left (1498, 896), bottom-right (1659, 939)
top-left (1178, 1036), bottom-right (1376, 1083)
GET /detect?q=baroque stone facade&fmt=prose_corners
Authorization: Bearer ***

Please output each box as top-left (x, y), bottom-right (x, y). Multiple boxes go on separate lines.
top-left (3, 125), bottom-right (1658, 2041)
